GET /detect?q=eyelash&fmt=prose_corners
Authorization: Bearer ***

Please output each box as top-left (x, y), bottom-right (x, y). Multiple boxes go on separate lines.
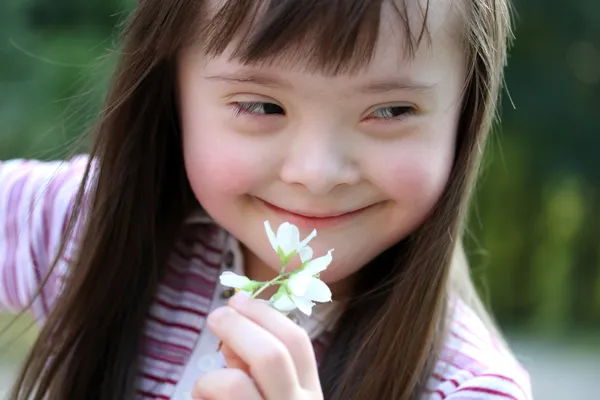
top-left (232, 102), bottom-right (285, 116)
top-left (231, 102), bottom-right (416, 121)
top-left (368, 106), bottom-right (416, 120)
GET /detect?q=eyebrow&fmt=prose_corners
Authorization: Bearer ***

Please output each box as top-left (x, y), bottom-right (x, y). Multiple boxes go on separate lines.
top-left (204, 71), bottom-right (436, 93)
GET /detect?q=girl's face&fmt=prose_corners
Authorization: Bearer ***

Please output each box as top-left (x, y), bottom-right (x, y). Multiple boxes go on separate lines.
top-left (178, 2), bottom-right (465, 284)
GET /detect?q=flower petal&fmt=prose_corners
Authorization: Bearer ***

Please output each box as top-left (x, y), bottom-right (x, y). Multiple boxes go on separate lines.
top-left (277, 222), bottom-right (300, 255)
top-left (264, 221), bottom-right (279, 252)
top-left (288, 272), bottom-right (312, 297)
top-left (292, 295), bottom-right (314, 316)
top-left (299, 229), bottom-right (317, 249)
top-left (271, 294), bottom-right (297, 312)
top-left (298, 246), bottom-right (313, 263)
top-left (219, 271), bottom-right (251, 289)
top-left (304, 278), bottom-right (332, 302)
top-left (303, 249), bottom-right (334, 275)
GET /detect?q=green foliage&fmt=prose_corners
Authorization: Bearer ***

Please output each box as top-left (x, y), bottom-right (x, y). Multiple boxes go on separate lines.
top-left (0, 0), bottom-right (599, 337)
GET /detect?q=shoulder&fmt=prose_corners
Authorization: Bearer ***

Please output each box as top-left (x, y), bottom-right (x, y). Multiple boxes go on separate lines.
top-left (0, 154), bottom-right (90, 180)
top-left (0, 155), bottom-right (91, 210)
top-left (424, 300), bottom-right (533, 399)
top-left (0, 154), bottom-right (92, 242)
top-left (0, 155), bottom-right (92, 315)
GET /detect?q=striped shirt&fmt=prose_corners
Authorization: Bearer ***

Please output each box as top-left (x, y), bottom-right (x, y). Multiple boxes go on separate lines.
top-left (0, 157), bottom-right (533, 399)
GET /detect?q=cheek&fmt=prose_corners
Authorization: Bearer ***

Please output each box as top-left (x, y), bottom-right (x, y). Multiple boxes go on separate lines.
top-left (373, 141), bottom-right (454, 212)
top-left (396, 157), bottom-right (450, 205)
top-left (184, 143), bottom-right (254, 199)
top-left (181, 116), bottom-right (263, 205)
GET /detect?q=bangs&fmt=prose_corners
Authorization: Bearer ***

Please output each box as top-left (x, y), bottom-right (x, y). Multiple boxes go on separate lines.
top-left (194, 0), bottom-right (431, 75)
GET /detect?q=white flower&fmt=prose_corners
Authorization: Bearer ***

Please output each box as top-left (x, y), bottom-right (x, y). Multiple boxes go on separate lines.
top-left (218, 221), bottom-right (334, 317)
top-left (270, 249), bottom-right (334, 316)
top-left (219, 271), bottom-right (259, 293)
top-left (264, 221), bottom-right (316, 262)
top-left (299, 248), bottom-right (334, 276)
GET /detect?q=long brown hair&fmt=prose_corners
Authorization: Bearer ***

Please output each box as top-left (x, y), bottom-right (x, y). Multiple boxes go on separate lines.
top-left (9, 0), bottom-right (511, 399)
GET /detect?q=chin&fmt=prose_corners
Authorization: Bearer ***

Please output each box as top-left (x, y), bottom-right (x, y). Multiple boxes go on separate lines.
top-left (319, 265), bottom-right (357, 285)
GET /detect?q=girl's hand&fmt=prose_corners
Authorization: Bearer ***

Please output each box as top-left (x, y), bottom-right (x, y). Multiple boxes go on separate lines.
top-left (192, 294), bottom-right (324, 400)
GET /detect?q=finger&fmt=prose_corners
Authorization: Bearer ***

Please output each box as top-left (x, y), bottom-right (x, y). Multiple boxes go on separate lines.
top-left (228, 294), bottom-right (321, 391)
top-left (192, 368), bottom-right (262, 400)
top-left (221, 343), bottom-right (250, 373)
top-left (207, 306), bottom-right (300, 399)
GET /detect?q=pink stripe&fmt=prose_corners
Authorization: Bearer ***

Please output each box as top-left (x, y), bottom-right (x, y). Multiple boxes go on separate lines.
top-left (188, 252), bottom-right (221, 268)
top-left (154, 297), bottom-right (208, 319)
top-left (181, 235), bottom-right (223, 254)
top-left (168, 265), bottom-right (219, 294)
top-left (153, 287), bottom-right (211, 315)
top-left (440, 348), bottom-right (485, 371)
top-left (450, 330), bottom-right (483, 351)
top-left (140, 372), bottom-right (178, 386)
top-left (36, 165), bottom-right (81, 315)
top-left (144, 335), bottom-right (194, 354)
top-left (41, 173), bottom-right (59, 255)
top-left (30, 243), bottom-right (48, 315)
top-left (452, 320), bottom-right (490, 348)
top-left (28, 175), bottom-right (46, 269)
top-left (453, 386), bottom-right (517, 399)
top-left (175, 259), bottom-right (221, 282)
top-left (170, 245), bottom-right (222, 271)
top-left (3, 173), bottom-right (27, 308)
top-left (141, 346), bottom-right (187, 366)
top-left (27, 179), bottom-right (51, 315)
top-left (32, 166), bottom-right (60, 315)
top-left (136, 389), bottom-right (170, 400)
top-left (60, 194), bottom-right (76, 236)
top-left (154, 286), bottom-right (194, 306)
top-left (43, 163), bottom-right (82, 255)
top-left (139, 362), bottom-right (175, 375)
top-left (476, 374), bottom-right (528, 398)
top-left (164, 269), bottom-right (216, 292)
top-left (161, 274), bottom-right (214, 299)
top-left (436, 358), bottom-right (477, 376)
top-left (145, 323), bottom-right (197, 349)
top-left (431, 372), bottom-right (460, 387)
top-left (147, 313), bottom-right (201, 334)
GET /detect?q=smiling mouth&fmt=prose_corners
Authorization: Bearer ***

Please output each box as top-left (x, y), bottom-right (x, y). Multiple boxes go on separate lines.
top-left (257, 198), bottom-right (375, 228)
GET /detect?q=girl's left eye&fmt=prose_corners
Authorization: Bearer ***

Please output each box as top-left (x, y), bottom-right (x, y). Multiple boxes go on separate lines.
top-left (369, 106), bottom-right (416, 120)
top-left (232, 102), bottom-right (285, 116)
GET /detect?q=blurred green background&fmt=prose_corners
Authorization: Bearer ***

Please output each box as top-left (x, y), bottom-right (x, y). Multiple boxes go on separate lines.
top-left (1, 0), bottom-right (599, 398)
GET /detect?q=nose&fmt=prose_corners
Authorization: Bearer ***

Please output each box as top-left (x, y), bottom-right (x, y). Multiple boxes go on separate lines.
top-left (279, 127), bottom-right (360, 195)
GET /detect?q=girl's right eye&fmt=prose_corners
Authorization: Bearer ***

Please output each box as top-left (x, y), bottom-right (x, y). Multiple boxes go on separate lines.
top-left (232, 102), bottom-right (286, 116)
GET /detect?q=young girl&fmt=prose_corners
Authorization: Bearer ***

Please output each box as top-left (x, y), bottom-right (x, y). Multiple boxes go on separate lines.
top-left (0, 0), bottom-right (532, 399)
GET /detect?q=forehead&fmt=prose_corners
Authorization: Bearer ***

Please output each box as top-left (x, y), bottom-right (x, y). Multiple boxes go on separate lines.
top-left (192, 0), bottom-right (465, 77)
top-left (365, 1), bottom-right (464, 79)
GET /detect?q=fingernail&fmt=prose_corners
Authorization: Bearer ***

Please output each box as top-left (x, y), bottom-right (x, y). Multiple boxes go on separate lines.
top-left (230, 292), bottom-right (250, 308)
top-left (207, 306), bottom-right (228, 326)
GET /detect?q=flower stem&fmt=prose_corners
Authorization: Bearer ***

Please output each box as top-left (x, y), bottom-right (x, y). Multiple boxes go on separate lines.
top-left (252, 275), bottom-right (285, 299)
top-left (280, 257), bottom-right (290, 274)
